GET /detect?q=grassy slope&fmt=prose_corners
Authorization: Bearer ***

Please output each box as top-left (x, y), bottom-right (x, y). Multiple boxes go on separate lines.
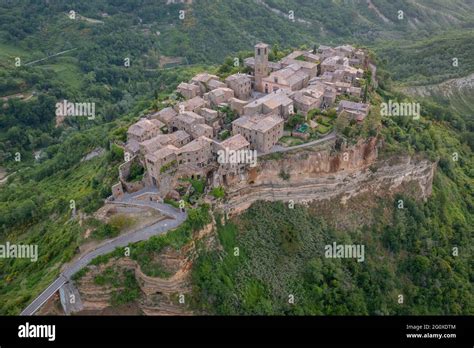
top-left (0, 0), bottom-right (473, 314)
top-left (191, 170), bottom-right (473, 315)
top-left (0, 158), bottom-right (100, 314)
top-left (0, 125), bottom-right (121, 314)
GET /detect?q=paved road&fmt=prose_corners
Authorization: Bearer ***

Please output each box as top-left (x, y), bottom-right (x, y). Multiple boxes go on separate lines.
top-left (21, 189), bottom-right (186, 316)
top-left (20, 134), bottom-right (335, 315)
top-left (24, 48), bottom-right (78, 66)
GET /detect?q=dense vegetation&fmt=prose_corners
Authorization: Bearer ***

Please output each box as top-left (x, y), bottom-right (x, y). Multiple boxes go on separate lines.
top-left (374, 31), bottom-right (474, 85)
top-left (93, 267), bottom-right (141, 306)
top-left (2, 0), bottom-right (474, 162)
top-left (192, 176), bottom-right (472, 314)
top-left (0, 0), bottom-right (472, 315)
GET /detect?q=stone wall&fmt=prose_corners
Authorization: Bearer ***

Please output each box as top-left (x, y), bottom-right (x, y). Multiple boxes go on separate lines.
top-left (118, 156), bottom-right (145, 193)
top-left (111, 182), bottom-right (124, 200)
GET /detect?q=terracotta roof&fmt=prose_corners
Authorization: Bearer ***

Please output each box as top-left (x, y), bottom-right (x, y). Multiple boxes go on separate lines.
top-left (178, 136), bottom-right (212, 153)
top-left (191, 72), bottom-right (219, 83)
top-left (177, 82), bottom-right (200, 91)
top-left (175, 111), bottom-right (204, 125)
top-left (219, 134), bottom-right (250, 151)
top-left (339, 101), bottom-right (369, 112)
top-left (177, 96), bottom-right (207, 111)
top-left (146, 144), bottom-right (178, 162)
top-left (225, 73), bottom-right (251, 83)
top-left (125, 139), bottom-right (140, 153)
top-left (192, 123), bottom-right (213, 137)
top-left (128, 118), bottom-right (163, 137)
top-left (233, 114), bottom-right (283, 133)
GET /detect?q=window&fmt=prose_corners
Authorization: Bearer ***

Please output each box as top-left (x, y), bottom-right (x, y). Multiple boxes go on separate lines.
top-left (258, 48), bottom-right (261, 55)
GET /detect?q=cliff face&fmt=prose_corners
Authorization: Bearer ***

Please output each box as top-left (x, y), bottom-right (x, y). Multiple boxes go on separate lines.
top-left (223, 138), bottom-right (436, 215)
top-left (73, 222), bottom-right (215, 316)
top-left (254, 138), bottom-right (378, 184)
top-left (71, 139), bottom-right (436, 316)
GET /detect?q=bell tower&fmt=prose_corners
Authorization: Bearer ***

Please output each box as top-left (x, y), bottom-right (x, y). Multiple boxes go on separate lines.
top-left (254, 43), bottom-right (269, 93)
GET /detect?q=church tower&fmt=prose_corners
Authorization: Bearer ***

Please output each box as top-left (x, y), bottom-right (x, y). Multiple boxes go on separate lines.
top-left (254, 43), bottom-right (269, 93)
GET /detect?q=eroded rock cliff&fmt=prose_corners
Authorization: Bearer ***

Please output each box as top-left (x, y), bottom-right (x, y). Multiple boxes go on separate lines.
top-left (223, 138), bottom-right (435, 215)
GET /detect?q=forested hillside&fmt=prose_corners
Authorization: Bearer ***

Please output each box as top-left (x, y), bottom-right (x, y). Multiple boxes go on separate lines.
top-left (1, 0), bottom-right (474, 165)
top-left (0, 0), bottom-right (472, 315)
top-left (192, 111), bottom-right (474, 315)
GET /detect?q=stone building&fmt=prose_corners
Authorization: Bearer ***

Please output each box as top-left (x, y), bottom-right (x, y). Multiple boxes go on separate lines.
top-left (177, 82), bottom-right (201, 99)
top-left (191, 73), bottom-right (225, 94)
top-left (254, 42), bottom-right (269, 93)
top-left (203, 87), bottom-right (235, 107)
top-left (243, 90), bottom-right (294, 119)
top-left (139, 131), bottom-right (191, 156)
top-left (320, 56), bottom-right (349, 74)
top-left (232, 114), bottom-right (284, 153)
top-left (150, 107), bottom-right (177, 127)
top-left (124, 139), bottom-right (140, 156)
top-left (290, 85), bottom-right (325, 115)
top-left (190, 123), bottom-right (214, 139)
top-left (176, 136), bottom-right (214, 168)
top-left (127, 118), bottom-right (164, 143)
top-left (229, 97), bottom-right (249, 116)
top-left (280, 54), bottom-right (318, 78)
top-left (145, 145), bottom-right (179, 186)
top-left (175, 96), bottom-right (208, 114)
top-left (282, 50), bottom-right (321, 64)
top-left (334, 45), bottom-right (355, 58)
top-left (262, 64), bottom-right (310, 92)
top-left (337, 101), bottom-right (370, 122)
top-left (214, 134), bottom-right (251, 183)
top-left (225, 73), bottom-right (252, 100)
top-left (170, 111), bottom-right (204, 132)
top-left (317, 45), bottom-right (337, 59)
top-left (200, 108), bottom-right (221, 133)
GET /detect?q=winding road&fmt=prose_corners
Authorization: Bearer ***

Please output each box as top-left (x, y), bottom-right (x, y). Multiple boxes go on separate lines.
top-left (20, 134), bottom-right (336, 315)
top-left (20, 189), bottom-right (187, 316)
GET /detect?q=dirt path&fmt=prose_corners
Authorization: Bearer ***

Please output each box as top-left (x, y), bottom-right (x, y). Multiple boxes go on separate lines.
top-left (0, 168), bottom-right (16, 186)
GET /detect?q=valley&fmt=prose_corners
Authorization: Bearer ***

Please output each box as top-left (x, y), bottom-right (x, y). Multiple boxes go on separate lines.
top-left (0, 0), bottom-right (472, 317)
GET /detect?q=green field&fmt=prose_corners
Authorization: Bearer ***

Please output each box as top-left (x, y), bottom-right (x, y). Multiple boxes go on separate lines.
top-left (279, 136), bottom-right (304, 147)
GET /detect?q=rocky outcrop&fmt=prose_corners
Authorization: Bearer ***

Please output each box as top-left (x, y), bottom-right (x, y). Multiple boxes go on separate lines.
top-left (77, 258), bottom-right (136, 311)
top-left (75, 222), bottom-right (215, 315)
top-left (223, 138), bottom-right (435, 215)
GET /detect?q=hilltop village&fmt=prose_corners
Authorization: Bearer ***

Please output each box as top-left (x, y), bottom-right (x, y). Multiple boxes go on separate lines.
top-left (112, 43), bottom-right (372, 200)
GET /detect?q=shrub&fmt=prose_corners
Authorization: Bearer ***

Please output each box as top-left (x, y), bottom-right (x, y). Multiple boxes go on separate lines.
top-left (127, 162), bottom-right (144, 182)
top-left (108, 144), bottom-right (124, 163)
top-left (160, 160), bottom-right (177, 173)
top-left (109, 214), bottom-right (135, 231)
top-left (92, 223), bottom-right (120, 239)
top-left (279, 170), bottom-right (290, 181)
top-left (211, 186), bottom-right (225, 199)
